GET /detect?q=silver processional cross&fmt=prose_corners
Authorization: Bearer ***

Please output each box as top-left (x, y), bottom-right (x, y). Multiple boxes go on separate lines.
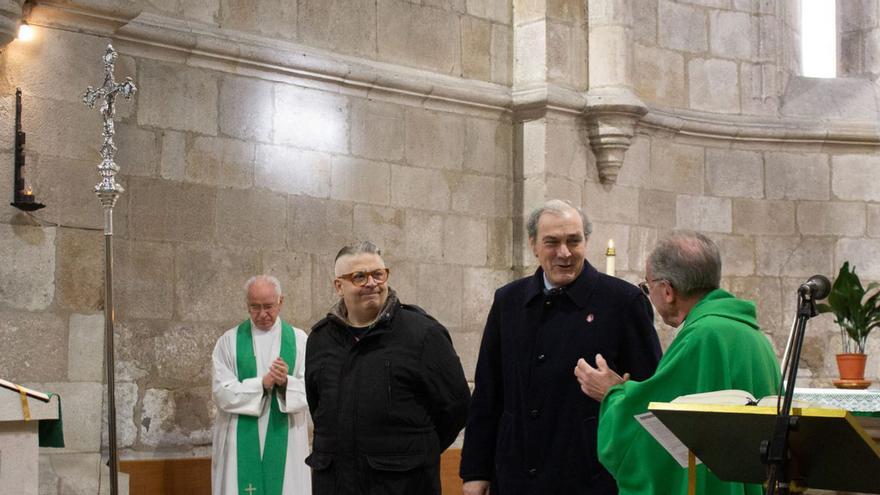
top-left (83, 44), bottom-right (136, 213)
top-left (82, 44), bottom-right (137, 495)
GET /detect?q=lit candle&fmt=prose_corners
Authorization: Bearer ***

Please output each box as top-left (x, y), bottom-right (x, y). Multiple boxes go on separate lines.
top-left (605, 239), bottom-right (616, 277)
top-left (21, 184), bottom-right (34, 203)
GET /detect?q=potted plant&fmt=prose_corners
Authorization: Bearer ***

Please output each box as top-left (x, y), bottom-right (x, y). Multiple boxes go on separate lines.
top-left (817, 262), bottom-right (880, 384)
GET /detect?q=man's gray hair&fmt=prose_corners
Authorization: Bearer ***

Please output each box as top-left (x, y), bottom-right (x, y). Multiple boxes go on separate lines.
top-left (648, 231), bottom-right (721, 297)
top-left (526, 199), bottom-right (593, 239)
top-left (334, 240), bottom-right (382, 262)
top-left (244, 275), bottom-right (282, 298)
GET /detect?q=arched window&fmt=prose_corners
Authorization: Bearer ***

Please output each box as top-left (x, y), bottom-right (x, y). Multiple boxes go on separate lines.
top-left (801, 0), bottom-right (836, 78)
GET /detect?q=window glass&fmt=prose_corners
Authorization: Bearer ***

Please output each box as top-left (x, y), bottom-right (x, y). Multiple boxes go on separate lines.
top-left (801, 0), bottom-right (837, 78)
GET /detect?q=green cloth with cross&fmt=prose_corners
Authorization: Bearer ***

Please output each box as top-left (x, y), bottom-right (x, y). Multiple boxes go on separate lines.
top-left (235, 320), bottom-right (296, 495)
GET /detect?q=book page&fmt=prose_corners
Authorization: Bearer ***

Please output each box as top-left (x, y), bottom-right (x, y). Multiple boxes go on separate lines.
top-left (671, 389), bottom-right (756, 406)
top-left (636, 412), bottom-right (703, 469)
top-left (754, 395), bottom-right (821, 409)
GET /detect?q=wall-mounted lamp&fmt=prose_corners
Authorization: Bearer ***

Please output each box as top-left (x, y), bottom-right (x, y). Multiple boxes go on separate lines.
top-left (11, 88), bottom-right (45, 212)
top-left (17, 21), bottom-right (33, 42)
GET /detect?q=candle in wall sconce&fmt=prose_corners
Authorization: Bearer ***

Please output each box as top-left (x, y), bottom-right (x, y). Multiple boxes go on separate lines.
top-left (10, 88), bottom-right (45, 211)
top-left (21, 184), bottom-right (34, 203)
top-left (605, 239), bottom-right (616, 277)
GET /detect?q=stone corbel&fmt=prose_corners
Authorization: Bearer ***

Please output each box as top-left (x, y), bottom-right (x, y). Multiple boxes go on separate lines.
top-left (0, 0), bottom-right (24, 47)
top-left (584, 87), bottom-right (648, 185)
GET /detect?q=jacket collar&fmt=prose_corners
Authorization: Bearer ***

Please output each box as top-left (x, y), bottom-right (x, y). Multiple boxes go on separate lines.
top-left (681, 288), bottom-right (758, 330)
top-left (327, 288), bottom-right (400, 329)
top-left (524, 261), bottom-right (598, 309)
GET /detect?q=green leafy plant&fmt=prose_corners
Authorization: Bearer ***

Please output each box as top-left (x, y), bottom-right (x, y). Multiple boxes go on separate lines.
top-left (817, 262), bottom-right (880, 354)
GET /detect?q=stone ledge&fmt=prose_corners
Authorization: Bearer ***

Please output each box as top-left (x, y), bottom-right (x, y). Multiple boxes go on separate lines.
top-left (26, 1), bottom-right (880, 145)
top-left (32, 3), bottom-right (511, 116)
top-left (641, 105), bottom-right (880, 145)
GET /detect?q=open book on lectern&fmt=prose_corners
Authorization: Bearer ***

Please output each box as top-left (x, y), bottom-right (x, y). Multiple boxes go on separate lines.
top-left (668, 389), bottom-right (819, 408)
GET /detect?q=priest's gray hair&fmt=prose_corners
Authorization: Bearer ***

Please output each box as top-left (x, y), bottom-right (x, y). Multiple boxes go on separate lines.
top-left (526, 199), bottom-right (592, 239)
top-left (244, 275), bottom-right (282, 298)
top-left (334, 241), bottom-right (382, 262)
top-left (649, 231), bottom-right (721, 298)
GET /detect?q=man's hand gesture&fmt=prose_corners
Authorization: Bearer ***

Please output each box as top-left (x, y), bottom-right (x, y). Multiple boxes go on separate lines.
top-left (574, 354), bottom-right (629, 402)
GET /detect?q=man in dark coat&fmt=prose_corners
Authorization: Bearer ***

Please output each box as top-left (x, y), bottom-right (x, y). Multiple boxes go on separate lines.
top-left (305, 241), bottom-right (471, 495)
top-left (460, 199), bottom-right (662, 495)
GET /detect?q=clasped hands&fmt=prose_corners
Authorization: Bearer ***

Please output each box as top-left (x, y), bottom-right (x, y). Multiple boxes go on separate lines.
top-left (574, 354), bottom-right (629, 402)
top-left (261, 357), bottom-right (289, 390)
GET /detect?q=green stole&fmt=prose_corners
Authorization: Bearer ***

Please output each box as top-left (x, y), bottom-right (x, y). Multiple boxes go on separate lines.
top-left (235, 319), bottom-right (296, 495)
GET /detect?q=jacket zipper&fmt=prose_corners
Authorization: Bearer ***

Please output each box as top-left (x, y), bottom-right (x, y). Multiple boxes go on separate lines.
top-left (385, 359), bottom-right (392, 415)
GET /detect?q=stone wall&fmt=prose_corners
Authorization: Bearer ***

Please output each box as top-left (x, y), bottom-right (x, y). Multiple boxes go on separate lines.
top-left (0, 1), bottom-right (514, 492)
top-left (624, 0), bottom-right (880, 380)
top-left (0, 1), bottom-right (878, 494)
top-left (838, 0), bottom-right (880, 79)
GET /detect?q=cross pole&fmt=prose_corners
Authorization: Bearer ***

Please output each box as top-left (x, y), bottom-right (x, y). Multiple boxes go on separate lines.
top-left (83, 44), bottom-right (137, 495)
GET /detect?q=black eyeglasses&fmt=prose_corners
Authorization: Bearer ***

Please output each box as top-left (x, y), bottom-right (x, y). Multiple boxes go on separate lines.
top-left (638, 278), bottom-right (669, 296)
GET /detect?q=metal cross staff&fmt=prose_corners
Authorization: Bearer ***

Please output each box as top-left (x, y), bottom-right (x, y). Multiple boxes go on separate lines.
top-left (83, 44), bottom-right (137, 495)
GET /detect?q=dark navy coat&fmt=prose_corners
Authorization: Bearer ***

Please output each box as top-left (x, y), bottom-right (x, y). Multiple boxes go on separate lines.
top-left (460, 262), bottom-right (662, 494)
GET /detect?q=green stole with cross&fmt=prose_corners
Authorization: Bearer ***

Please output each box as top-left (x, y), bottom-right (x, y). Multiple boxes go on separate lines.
top-left (235, 319), bottom-right (296, 495)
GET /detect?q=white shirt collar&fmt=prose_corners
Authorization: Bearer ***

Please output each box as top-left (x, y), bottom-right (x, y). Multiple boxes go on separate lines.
top-left (250, 317), bottom-right (280, 334)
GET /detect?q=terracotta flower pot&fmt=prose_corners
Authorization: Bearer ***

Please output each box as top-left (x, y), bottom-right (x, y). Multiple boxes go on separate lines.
top-left (836, 353), bottom-right (867, 381)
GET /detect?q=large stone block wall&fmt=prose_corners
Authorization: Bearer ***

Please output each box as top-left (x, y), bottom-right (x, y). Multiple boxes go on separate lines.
top-left (133, 0), bottom-right (511, 85)
top-left (0, 6), bottom-right (514, 492)
top-left (633, 0), bottom-right (800, 115)
top-left (838, 0), bottom-right (880, 79)
top-left (600, 131), bottom-right (880, 380)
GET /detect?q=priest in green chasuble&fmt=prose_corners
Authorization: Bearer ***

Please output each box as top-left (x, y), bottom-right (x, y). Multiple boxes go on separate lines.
top-left (575, 231), bottom-right (781, 495)
top-left (212, 275), bottom-right (310, 495)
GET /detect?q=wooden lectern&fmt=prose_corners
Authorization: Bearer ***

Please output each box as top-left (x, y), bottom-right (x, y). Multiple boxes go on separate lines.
top-left (0, 384), bottom-right (61, 495)
top-left (648, 402), bottom-right (880, 494)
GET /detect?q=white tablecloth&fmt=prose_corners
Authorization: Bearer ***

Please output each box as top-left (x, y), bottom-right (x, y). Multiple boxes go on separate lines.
top-left (793, 388), bottom-right (880, 412)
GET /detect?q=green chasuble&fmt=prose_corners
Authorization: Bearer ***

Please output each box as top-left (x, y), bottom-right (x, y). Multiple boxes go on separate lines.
top-left (597, 289), bottom-right (781, 495)
top-left (235, 320), bottom-right (296, 495)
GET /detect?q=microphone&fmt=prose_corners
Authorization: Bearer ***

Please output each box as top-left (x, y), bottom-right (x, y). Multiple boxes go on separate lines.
top-left (798, 275), bottom-right (831, 300)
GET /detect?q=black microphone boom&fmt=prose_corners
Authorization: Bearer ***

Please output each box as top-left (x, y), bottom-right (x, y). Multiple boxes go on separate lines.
top-left (798, 275), bottom-right (831, 300)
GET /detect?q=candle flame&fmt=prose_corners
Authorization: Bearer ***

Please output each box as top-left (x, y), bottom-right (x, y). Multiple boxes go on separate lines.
top-left (608, 239), bottom-right (614, 249)
top-left (24, 185), bottom-right (33, 196)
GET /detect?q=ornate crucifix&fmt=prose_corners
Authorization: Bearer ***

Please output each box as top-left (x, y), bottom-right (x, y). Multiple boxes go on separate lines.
top-left (83, 44), bottom-right (136, 213)
top-left (82, 44), bottom-right (137, 495)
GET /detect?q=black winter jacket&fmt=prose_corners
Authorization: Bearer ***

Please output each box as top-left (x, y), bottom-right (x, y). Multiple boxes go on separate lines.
top-left (305, 293), bottom-right (471, 495)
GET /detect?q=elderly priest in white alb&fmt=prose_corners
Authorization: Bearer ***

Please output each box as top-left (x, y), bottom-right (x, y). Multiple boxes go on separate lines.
top-left (211, 275), bottom-right (310, 495)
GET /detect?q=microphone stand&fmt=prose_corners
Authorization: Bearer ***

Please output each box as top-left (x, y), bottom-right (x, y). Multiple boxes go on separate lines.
top-left (761, 287), bottom-right (818, 495)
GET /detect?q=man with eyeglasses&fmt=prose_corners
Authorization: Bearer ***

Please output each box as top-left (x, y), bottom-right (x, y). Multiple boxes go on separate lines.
top-left (574, 231), bottom-right (780, 495)
top-left (305, 241), bottom-right (470, 495)
top-left (211, 275), bottom-right (311, 495)
top-left (460, 199), bottom-right (662, 495)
